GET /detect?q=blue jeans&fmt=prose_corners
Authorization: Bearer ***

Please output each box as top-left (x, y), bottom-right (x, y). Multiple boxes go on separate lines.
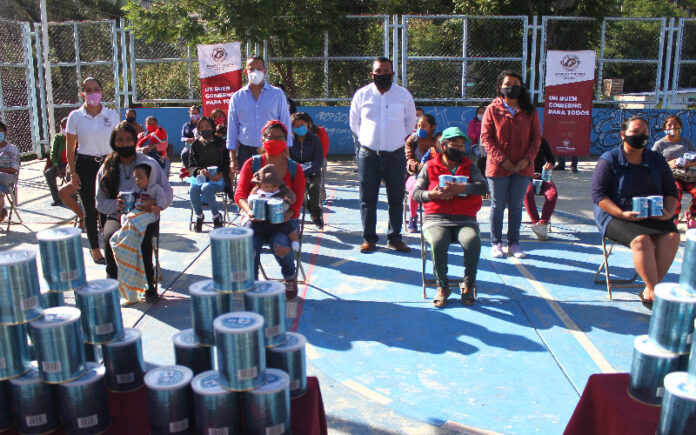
top-left (358, 146), bottom-right (406, 243)
top-left (190, 182), bottom-right (225, 216)
top-left (253, 219), bottom-right (298, 280)
top-left (488, 174), bottom-right (530, 244)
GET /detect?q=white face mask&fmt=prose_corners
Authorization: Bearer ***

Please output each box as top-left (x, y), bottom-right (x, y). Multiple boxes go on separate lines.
top-left (248, 70), bottom-right (265, 85)
top-left (476, 114), bottom-right (484, 121)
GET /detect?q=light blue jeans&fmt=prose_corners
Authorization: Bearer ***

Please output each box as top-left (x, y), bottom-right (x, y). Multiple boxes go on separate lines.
top-left (190, 182), bottom-right (225, 216)
top-left (487, 174), bottom-right (530, 245)
top-left (253, 219), bottom-right (299, 280)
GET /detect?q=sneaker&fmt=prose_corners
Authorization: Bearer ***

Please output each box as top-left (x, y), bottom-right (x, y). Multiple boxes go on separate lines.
top-left (407, 217), bottom-right (418, 233)
top-left (571, 166), bottom-right (579, 173)
top-left (284, 278), bottom-right (298, 301)
top-left (531, 223), bottom-right (548, 241)
top-left (291, 240), bottom-right (300, 252)
top-left (194, 214), bottom-right (204, 233)
top-left (213, 213), bottom-right (224, 228)
top-left (50, 200), bottom-right (63, 207)
top-left (508, 243), bottom-right (526, 259)
top-left (688, 218), bottom-right (696, 229)
top-left (491, 243), bottom-right (504, 258)
top-left (553, 164), bottom-right (565, 171)
top-left (312, 215), bottom-right (324, 230)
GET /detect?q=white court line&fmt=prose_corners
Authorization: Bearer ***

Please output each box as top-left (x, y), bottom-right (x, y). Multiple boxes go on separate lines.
top-left (441, 421), bottom-right (503, 435)
top-left (341, 379), bottom-right (392, 405)
top-left (305, 343), bottom-right (321, 360)
top-left (509, 257), bottom-right (617, 374)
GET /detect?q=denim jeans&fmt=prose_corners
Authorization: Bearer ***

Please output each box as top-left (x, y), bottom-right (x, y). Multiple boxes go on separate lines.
top-left (358, 146), bottom-right (406, 243)
top-left (424, 224), bottom-right (480, 289)
top-left (488, 174), bottom-right (530, 244)
top-left (253, 218), bottom-right (298, 280)
top-left (190, 182), bottom-right (225, 216)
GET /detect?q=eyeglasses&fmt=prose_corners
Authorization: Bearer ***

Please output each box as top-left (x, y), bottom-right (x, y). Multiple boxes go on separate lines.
top-left (264, 135), bottom-right (286, 141)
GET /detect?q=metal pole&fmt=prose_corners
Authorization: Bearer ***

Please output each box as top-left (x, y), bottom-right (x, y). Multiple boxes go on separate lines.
top-left (40, 0), bottom-right (55, 152)
top-left (461, 17), bottom-right (467, 100)
top-left (662, 17), bottom-right (675, 108)
top-left (323, 31), bottom-right (329, 99)
top-left (671, 18), bottom-right (685, 106)
top-left (392, 15), bottom-right (399, 83)
top-left (401, 16), bottom-right (408, 89)
top-left (111, 20), bottom-right (120, 113)
top-left (74, 23), bottom-right (82, 88)
top-left (596, 20), bottom-right (606, 101)
top-left (654, 18), bottom-right (666, 107)
top-left (33, 23), bottom-right (49, 153)
top-left (120, 19), bottom-right (129, 108)
top-left (529, 16), bottom-right (538, 103)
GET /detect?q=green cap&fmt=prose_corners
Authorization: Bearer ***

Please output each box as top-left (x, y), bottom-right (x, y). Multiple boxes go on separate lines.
top-left (440, 127), bottom-right (470, 143)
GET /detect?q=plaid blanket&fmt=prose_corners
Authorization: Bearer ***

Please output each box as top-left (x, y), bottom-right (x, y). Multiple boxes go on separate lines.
top-left (110, 211), bottom-right (155, 303)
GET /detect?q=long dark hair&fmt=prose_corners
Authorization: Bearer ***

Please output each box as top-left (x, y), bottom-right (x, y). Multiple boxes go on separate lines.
top-left (496, 70), bottom-right (535, 115)
top-left (100, 122), bottom-right (138, 199)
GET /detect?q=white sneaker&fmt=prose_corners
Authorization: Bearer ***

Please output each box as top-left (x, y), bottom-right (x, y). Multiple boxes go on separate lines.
top-left (491, 243), bottom-right (505, 258)
top-left (531, 223), bottom-right (548, 241)
top-left (291, 241), bottom-right (300, 252)
top-left (508, 243), bottom-right (526, 258)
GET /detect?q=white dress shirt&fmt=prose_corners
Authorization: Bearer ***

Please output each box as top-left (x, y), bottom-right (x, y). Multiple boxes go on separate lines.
top-left (349, 82), bottom-right (417, 152)
top-left (66, 105), bottom-right (120, 156)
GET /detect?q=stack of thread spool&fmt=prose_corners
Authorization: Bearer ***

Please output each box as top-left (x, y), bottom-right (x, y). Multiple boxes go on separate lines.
top-left (627, 229), bottom-right (696, 433)
top-left (147, 227), bottom-right (309, 434)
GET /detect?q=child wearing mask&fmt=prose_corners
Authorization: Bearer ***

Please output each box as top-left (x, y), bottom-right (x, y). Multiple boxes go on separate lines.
top-left (137, 116), bottom-right (169, 170)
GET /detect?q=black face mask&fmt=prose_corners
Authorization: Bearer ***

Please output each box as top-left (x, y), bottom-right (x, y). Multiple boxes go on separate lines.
top-left (200, 129), bottom-right (215, 139)
top-left (113, 145), bottom-right (136, 157)
top-left (501, 85), bottom-right (522, 99)
top-left (444, 146), bottom-right (466, 162)
top-left (625, 134), bottom-right (650, 149)
top-left (373, 73), bottom-right (393, 91)
top-left (125, 117), bottom-right (136, 123)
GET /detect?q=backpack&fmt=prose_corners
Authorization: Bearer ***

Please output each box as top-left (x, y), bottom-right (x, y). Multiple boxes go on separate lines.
top-left (251, 155), bottom-right (298, 180)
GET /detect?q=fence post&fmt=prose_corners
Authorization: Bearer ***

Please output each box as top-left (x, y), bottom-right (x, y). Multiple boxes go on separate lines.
top-left (323, 31), bottom-right (329, 100)
top-left (401, 16), bottom-right (408, 90)
top-left (662, 17), bottom-right (676, 108)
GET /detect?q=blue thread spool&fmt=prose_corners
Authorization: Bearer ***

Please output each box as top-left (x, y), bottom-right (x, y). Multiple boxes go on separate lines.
top-left (628, 335), bottom-right (681, 405)
top-left (243, 368), bottom-right (290, 435)
top-left (0, 380), bottom-right (10, 431)
top-left (9, 363), bottom-right (62, 434)
top-left (454, 175), bottom-right (468, 196)
top-left (250, 197), bottom-right (268, 220)
top-left (648, 195), bottom-right (664, 217)
top-left (532, 178), bottom-right (543, 195)
top-left (649, 283), bottom-right (696, 353)
top-left (541, 168), bottom-right (552, 182)
top-left (679, 229), bottom-right (696, 293)
top-left (208, 166), bottom-right (218, 177)
top-left (75, 279), bottom-right (124, 344)
top-left (120, 191), bottom-right (136, 213)
top-left (210, 227), bottom-right (254, 293)
top-left (84, 342), bottom-right (102, 363)
top-left (58, 362), bottom-right (111, 434)
top-left (191, 370), bottom-right (242, 434)
top-left (266, 332), bottom-right (307, 398)
top-left (36, 227), bottom-right (87, 292)
top-left (0, 249), bottom-right (42, 325)
top-left (658, 372), bottom-right (696, 434)
top-left (214, 311), bottom-right (265, 391)
top-left (196, 174), bottom-right (207, 185)
top-left (0, 323), bottom-right (31, 380)
top-left (30, 306), bottom-right (86, 384)
top-left (244, 281), bottom-right (286, 348)
top-left (145, 365), bottom-right (194, 434)
top-left (684, 152), bottom-right (696, 161)
top-left (438, 174), bottom-right (454, 187)
top-left (173, 329), bottom-right (213, 375)
top-left (190, 279), bottom-right (231, 346)
top-left (41, 290), bottom-right (64, 308)
top-left (632, 197), bottom-right (650, 218)
top-left (267, 199), bottom-right (285, 224)
top-left (102, 327), bottom-right (145, 392)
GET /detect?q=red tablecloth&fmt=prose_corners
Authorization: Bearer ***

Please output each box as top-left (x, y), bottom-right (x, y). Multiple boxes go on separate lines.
top-left (565, 373), bottom-right (661, 435)
top-left (6, 376), bottom-right (327, 435)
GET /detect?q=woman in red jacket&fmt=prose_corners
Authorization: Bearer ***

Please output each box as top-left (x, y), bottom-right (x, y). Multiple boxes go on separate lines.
top-left (481, 70), bottom-right (541, 259)
top-left (412, 127), bottom-right (489, 308)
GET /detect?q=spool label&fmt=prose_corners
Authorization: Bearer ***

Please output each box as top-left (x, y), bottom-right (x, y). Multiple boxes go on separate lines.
top-left (42, 361), bottom-right (62, 373)
top-left (291, 380), bottom-right (300, 391)
top-left (265, 325), bottom-right (282, 338)
top-left (229, 271), bottom-right (249, 282)
top-left (0, 357), bottom-right (5, 369)
top-left (169, 418), bottom-right (189, 432)
top-left (209, 429), bottom-right (229, 435)
top-left (117, 372), bottom-right (135, 384)
top-left (656, 387), bottom-right (664, 397)
top-left (95, 323), bottom-right (114, 335)
top-left (20, 295), bottom-right (38, 311)
top-left (286, 301), bottom-right (298, 318)
top-left (60, 269), bottom-right (79, 281)
top-left (25, 414), bottom-right (47, 427)
top-left (266, 423), bottom-right (285, 435)
top-left (688, 334), bottom-right (693, 344)
top-left (237, 366), bottom-right (258, 381)
top-left (222, 315), bottom-right (258, 329)
top-left (77, 414), bottom-right (98, 428)
top-left (157, 369), bottom-right (183, 385)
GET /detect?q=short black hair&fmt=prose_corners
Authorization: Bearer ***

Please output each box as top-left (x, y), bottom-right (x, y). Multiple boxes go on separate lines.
top-left (661, 115), bottom-right (682, 130)
top-left (134, 163), bottom-right (151, 179)
top-left (0, 120), bottom-right (6, 133)
top-left (621, 116), bottom-right (648, 133)
top-left (373, 57), bottom-right (393, 70)
top-left (82, 76), bottom-right (103, 90)
top-left (246, 55), bottom-right (265, 68)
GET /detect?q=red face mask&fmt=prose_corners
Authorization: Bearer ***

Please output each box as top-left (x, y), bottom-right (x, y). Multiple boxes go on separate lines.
top-left (264, 139), bottom-right (286, 156)
top-left (214, 117), bottom-right (225, 125)
top-left (146, 124), bottom-right (157, 133)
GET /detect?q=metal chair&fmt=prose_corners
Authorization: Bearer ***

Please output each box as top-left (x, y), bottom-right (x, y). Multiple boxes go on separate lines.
top-left (2, 167), bottom-right (21, 231)
top-left (259, 202), bottom-right (308, 284)
top-left (189, 190), bottom-right (230, 230)
top-left (152, 222), bottom-right (162, 293)
top-left (593, 236), bottom-right (641, 300)
top-left (419, 206), bottom-right (465, 299)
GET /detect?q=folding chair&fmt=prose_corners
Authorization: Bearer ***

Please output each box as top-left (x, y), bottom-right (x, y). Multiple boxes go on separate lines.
top-left (259, 201), bottom-right (308, 285)
top-left (152, 222), bottom-right (162, 293)
top-left (419, 207), bottom-right (465, 299)
top-left (2, 168), bottom-right (21, 231)
top-left (189, 191), bottom-right (230, 230)
top-left (593, 236), bottom-right (641, 300)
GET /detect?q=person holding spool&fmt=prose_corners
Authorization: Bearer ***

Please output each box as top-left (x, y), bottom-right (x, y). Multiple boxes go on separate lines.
top-left (188, 116), bottom-right (231, 232)
top-left (405, 113), bottom-right (438, 233)
top-left (180, 105), bottom-right (200, 171)
top-left (652, 114), bottom-right (696, 228)
top-left (96, 122), bottom-right (173, 304)
top-left (592, 116), bottom-right (681, 309)
top-left (66, 77), bottom-right (119, 265)
top-left (412, 127), bottom-right (488, 308)
top-left (43, 117), bottom-right (69, 207)
top-left (524, 137), bottom-right (557, 241)
top-left (136, 116), bottom-right (169, 174)
top-left (289, 112), bottom-right (325, 229)
top-left (235, 120), bottom-right (305, 300)
top-left (481, 70), bottom-right (541, 259)
top-left (0, 120), bottom-right (20, 224)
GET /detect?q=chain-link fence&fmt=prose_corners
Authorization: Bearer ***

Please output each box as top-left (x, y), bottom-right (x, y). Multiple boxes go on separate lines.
top-left (673, 18), bottom-right (696, 93)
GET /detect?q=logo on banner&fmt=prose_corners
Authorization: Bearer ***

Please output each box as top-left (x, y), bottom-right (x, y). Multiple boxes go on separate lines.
top-left (560, 54), bottom-right (580, 72)
top-left (212, 47), bottom-right (226, 63)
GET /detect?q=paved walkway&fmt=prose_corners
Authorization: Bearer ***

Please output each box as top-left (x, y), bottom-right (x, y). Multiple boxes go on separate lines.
top-left (3, 157), bottom-right (688, 434)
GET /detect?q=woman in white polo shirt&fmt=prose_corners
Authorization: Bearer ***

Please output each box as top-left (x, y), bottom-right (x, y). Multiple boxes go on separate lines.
top-left (66, 77), bottom-right (120, 264)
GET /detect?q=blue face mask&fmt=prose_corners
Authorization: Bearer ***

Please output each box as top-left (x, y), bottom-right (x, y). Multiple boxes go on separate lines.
top-left (293, 125), bottom-right (308, 136)
top-left (417, 128), bottom-right (428, 139)
top-left (0, 132), bottom-right (4, 142)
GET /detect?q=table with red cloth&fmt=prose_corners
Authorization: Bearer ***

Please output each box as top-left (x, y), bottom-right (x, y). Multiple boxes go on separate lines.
top-left (5, 376), bottom-right (327, 435)
top-left (565, 373), bottom-right (661, 435)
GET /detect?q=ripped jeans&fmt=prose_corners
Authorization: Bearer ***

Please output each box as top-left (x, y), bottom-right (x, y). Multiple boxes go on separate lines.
top-left (252, 218), bottom-right (299, 280)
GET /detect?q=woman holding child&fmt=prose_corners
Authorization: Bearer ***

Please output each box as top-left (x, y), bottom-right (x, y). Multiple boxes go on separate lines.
top-left (235, 120), bottom-right (306, 300)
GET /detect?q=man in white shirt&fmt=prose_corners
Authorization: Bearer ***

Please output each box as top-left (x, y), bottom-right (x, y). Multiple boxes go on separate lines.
top-left (350, 57), bottom-right (417, 253)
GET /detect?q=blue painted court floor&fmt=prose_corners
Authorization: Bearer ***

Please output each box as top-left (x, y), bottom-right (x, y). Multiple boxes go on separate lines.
top-left (4, 158), bottom-right (690, 434)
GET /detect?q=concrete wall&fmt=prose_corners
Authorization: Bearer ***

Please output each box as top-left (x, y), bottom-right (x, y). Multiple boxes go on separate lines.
top-left (123, 107), bottom-right (696, 157)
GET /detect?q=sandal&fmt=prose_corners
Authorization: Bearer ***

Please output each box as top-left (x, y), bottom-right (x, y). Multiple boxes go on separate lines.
top-left (90, 249), bottom-right (106, 265)
top-left (638, 290), bottom-right (653, 310)
top-left (460, 283), bottom-right (476, 306)
top-left (432, 287), bottom-right (451, 308)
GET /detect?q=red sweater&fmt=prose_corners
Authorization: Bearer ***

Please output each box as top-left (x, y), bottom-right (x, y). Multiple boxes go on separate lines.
top-left (315, 126), bottom-right (329, 158)
top-left (424, 153), bottom-right (482, 217)
top-left (480, 97), bottom-right (541, 177)
top-left (234, 155), bottom-right (306, 218)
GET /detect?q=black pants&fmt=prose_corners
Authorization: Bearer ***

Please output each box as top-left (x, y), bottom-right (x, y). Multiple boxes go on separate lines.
top-left (103, 217), bottom-right (159, 295)
top-left (76, 155), bottom-right (106, 249)
top-left (237, 144), bottom-right (261, 170)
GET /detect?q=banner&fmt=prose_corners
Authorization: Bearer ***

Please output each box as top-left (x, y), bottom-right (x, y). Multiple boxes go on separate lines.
top-left (543, 50), bottom-right (596, 156)
top-left (197, 42), bottom-right (242, 117)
